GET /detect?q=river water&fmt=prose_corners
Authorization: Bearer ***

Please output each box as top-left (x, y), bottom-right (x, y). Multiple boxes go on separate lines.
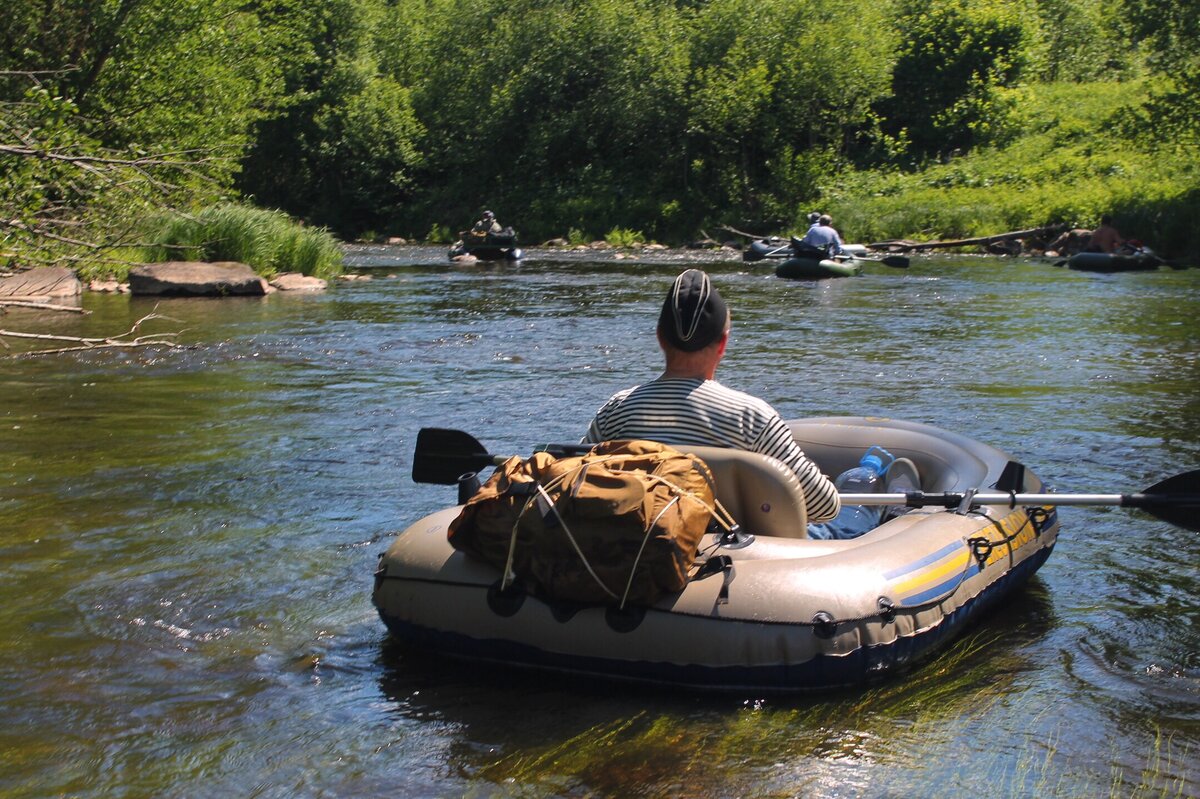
top-left (1, 246), bottom-right (1197, 797)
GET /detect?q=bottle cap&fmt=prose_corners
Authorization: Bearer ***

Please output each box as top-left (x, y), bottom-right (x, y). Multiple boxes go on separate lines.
top-left (859, 453), bottom-right (884, 472)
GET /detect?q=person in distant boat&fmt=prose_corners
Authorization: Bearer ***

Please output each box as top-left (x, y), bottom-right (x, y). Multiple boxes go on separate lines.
top-left (471, 210), bottom-right (502, 237)
top-left (583, 268), bottom-right (841, 524)
top-left (806, 211), bottom-right (821, 228)
top-left (1083, 215), bottom-right (1124, 253)
top-left (1045, 227), bottom-right (1091, 257)
top-left (795, 214), bottom-right (844, 258)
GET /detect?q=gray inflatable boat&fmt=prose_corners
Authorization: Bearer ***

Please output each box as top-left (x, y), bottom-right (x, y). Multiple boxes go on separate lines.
top-left (373, 416), bottom-right (1059, 692)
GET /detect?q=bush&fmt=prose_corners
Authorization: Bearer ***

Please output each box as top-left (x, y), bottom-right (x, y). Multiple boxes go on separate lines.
top-left (425, 222), bottom-right (453, 244)
top-left (879, 0), bottom-right (1030, 159)
top-left (604, 227), bottom-right (647, 248)
top-left (142, 204), bottom-right (343, 279)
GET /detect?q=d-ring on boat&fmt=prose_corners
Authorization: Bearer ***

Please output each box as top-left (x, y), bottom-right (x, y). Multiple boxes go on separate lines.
top-left (373, 417), bottom-right (1069, 692)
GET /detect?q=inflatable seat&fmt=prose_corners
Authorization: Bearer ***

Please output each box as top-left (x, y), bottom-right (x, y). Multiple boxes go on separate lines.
top-left (682, 445), bottom-right (808, 537)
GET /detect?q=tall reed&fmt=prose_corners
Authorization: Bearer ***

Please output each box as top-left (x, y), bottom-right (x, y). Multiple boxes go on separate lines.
top-left (142, 204), bottom-right (343, 279)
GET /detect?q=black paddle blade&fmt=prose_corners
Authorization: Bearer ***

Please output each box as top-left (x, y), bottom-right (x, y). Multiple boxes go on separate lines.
top-left (1131, 469), bottom-right (1200, 531)
top-left (412, 427), bottom-right (497, 485)
top-left (880, 255), bottom-right (910, 268)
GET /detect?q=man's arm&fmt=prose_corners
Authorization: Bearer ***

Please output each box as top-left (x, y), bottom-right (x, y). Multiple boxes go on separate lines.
top-left (755, 416), bottom-right (841, 522)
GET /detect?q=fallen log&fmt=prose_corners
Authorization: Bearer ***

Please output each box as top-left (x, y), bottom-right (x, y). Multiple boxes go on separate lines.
top-left (869, 224), bottom-right (1068, 253)
top-left (717, 224), bottom-right (778, 241)
top-left (0, 300), bottom-right (89, 314)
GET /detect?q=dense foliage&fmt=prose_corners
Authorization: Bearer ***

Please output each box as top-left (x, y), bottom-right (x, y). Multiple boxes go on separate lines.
top-left (2, 0), bottom-right (1198, 267)
top-left (0, 0), bottom-right (284, 275)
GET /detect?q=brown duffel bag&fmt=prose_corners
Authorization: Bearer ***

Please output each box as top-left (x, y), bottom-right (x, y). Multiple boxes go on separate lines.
top-left (447, 440), bottom-right (721, 607)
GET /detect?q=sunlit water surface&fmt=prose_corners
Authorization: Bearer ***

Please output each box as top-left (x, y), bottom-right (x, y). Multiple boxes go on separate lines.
top-left (1, 246), bottom-right (1197, 797)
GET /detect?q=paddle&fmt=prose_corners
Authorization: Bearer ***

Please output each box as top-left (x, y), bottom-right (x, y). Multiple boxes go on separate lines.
top-left (840, 469), bottom-right (1200, 532)
top-left (828, 253), bottom-right (910, 268)
top-left (743, 239), bottom-right (791, 262)
top-left (855, 254), bottom-right (910, 268)
top-left (749, 236), bottom-right (909, 268)
top-left (795, 238), bottom-right (909, 269)
top-left (412, 427), bottom-right (589, 484)
top-left (412, 429), bottom-right (1199, 531)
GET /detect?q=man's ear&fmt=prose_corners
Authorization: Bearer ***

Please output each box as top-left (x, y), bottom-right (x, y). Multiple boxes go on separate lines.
top-left (715, 329), bottom-right (730, 357)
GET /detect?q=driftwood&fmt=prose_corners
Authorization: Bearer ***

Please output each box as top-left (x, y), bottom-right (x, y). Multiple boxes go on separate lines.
top-left (0, 300), bottom-right (89, 314)
top-left (0, 309), bottom-right (184, 356)
top-left (718, 224), bottom-right (778, 241)
top-left (869, 224), bottom-right (1068, 253)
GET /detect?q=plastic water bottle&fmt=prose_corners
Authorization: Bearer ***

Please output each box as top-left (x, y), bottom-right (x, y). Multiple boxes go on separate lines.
top-left (808, 446), bottom-right (893, 540)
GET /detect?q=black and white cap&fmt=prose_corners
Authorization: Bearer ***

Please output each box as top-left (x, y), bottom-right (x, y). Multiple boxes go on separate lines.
top-left (657, 269), bottom-right (729, 352)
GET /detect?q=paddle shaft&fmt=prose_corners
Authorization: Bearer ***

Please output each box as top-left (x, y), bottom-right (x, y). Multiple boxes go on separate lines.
top-left (839, 491), bottom-right (1195, 509)
top-left (751, 243), bottom-right (908, 268)
top-left (857, 255), bottom-right (910, 268)
top-left (413, 427), bottom-right (1198, 528)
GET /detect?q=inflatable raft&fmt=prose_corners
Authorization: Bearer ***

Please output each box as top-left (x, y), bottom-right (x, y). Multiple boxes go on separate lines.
top-left (775, 255), bottom-right (862, 279)
top-left (1067, 250), bottom-right (1160, 273)
top-left (744, 238), bottom-right (867, 262)
top-left (448, 229), bottom-right (523, 261)
top-left (373, 417), bottom-right (1059, 693)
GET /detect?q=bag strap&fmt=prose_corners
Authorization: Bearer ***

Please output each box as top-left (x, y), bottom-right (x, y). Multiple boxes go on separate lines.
top-left (501, 452), bottom-right (736, 606)
top-left (692, 555), bottom-right (734, 604)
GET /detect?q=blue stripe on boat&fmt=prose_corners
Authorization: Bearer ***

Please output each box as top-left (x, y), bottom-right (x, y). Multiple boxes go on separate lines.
top-left (883, 539), bottom-right (963, 580)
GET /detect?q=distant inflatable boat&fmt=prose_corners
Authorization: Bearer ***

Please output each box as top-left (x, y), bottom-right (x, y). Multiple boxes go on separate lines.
top-left (373, 416), bottom-right (1060, 693)
top-left (744, 237), bottom-right (868, 262)
top-left (775, 255), bottom-right (863, 280)
top-left (449, 228), bottom-right (523, 261)
top-left (1066, 250), bottom-right (1160, 273)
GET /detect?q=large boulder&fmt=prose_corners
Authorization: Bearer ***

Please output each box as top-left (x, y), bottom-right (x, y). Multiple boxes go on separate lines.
top-left (128, 261), bottom-right (266, 297)
top-left (0, 267), bottom-right (82, 299)
top-left (269, 272), bottom-right (327, 292)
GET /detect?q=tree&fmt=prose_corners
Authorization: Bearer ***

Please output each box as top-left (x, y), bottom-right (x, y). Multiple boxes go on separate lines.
top-left (236, 0), bottom-right (425, 237)
top-left (879, 0), bottom-right (1031, 160)
top-left (1121, 0), bottom-right (1200, 145)
top-left (684, 0), bottom-right (893, 227)
top-left (0, 0), bottom-right (285, 273)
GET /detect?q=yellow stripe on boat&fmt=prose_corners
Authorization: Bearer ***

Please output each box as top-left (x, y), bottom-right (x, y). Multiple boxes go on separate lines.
top-left (889, 544), bottom-right (972, 603)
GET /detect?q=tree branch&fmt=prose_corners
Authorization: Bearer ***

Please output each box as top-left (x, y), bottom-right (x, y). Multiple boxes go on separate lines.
top-left (0, 300), bottom-right (90, 314)
top-left (1, 309), bottom-right (186, 357)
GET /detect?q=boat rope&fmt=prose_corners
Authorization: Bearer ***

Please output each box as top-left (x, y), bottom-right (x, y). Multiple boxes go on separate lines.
top-left (691, 554), bottom-right (735, 604)
top-left (967, 505), bottom-right (1049, 568)
top-left (692, 505), bottom-right (1055, 632)
top-left (620, 494), bottom-right (682, 608)
top-left (817, 507), bottom-right (1051, 631)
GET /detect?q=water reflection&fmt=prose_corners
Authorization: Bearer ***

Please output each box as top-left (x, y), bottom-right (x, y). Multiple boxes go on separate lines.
top-left (1, 249), bottom-right (1197, 797)
top-left (371, 585), bottom-right (1060, 796)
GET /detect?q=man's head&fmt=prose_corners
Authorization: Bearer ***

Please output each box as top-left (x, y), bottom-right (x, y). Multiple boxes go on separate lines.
top-left (819, 214), bottom-right (833, 226)
top-left (808, 212), bottom-right (820, 224)
top-left (657, 269), bottom-right (730, 353)
top-left (483, 210), bottom-right (494, 220)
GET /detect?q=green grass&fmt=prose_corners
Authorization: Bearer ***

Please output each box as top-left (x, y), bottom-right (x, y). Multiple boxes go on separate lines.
top-left (820, 79), bottom-right (1200, 258)
top-left (140, 204), bottom-right (344, 279)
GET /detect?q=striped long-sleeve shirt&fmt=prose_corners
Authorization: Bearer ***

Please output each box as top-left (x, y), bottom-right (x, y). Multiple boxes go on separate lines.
top-left (583, 377), bottom-right (840, 522)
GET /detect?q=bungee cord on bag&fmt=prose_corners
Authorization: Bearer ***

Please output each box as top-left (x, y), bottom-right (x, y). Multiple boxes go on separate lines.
top-left (498, 451), bottom-right (737, 609)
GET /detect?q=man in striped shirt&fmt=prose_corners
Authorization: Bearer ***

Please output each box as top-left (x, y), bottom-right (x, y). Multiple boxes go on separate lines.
top-left (583, 269), bottom-right (841, 523)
